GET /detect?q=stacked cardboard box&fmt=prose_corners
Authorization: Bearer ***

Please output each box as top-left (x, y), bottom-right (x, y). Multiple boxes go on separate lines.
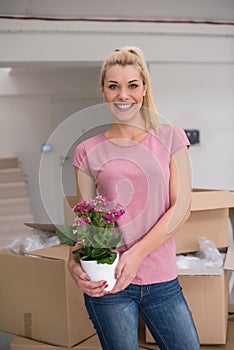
top-left (0, 242), bottom-right (95, 347)
top-left (142, 320), bottom-right (234, 350)
top-left (10, 333), bottom-right (153, 349)
top-left (145, 189), bottom-right (234, 345)
top-left (9, 318), bottom-right (234, 349)
top-left (10, 335), bottom-right (102, 350)
top-left (10, 332), bottom-right (155, 349)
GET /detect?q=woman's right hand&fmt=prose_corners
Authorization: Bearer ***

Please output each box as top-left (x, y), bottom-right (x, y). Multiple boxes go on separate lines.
top-left (68, 250), bottom-right (108, 297)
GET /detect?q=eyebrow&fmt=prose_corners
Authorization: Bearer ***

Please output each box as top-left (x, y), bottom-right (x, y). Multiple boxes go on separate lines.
top-left (106, 79), bottom-right (140, 83)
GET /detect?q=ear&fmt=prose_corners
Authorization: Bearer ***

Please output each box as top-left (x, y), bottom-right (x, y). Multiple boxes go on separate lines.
top-left (143, 84), bottom-right (147, 96)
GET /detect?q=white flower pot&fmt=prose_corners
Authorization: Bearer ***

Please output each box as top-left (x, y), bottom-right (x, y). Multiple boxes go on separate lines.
top-left (80, 253), bottom-right (119, 292)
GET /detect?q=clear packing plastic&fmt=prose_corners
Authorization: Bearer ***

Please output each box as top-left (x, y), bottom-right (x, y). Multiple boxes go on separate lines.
top-left (0, 229), bottom-right (60, 255)
top-left (176, 236), bottom-right (225, 269)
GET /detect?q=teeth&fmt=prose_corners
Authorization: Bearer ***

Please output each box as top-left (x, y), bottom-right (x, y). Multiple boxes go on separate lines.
top-left (115, 104), bottom-right (132, 109)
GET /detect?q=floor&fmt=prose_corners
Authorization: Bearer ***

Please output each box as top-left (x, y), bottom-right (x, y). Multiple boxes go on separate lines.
top-left (0, 331), bottom-right (15, 350)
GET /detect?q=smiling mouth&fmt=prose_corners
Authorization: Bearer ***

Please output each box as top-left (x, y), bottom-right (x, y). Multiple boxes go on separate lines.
top-left (113, 103), bottom-right (134, 111)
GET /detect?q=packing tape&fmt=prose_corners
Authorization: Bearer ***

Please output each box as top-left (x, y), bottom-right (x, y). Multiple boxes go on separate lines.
top-left (24, 313), bottom-right (32, 337)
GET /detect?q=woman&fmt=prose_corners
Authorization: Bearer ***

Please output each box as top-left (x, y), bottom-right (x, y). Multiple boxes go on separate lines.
top-left (68, 46), bottom-right (200, 349)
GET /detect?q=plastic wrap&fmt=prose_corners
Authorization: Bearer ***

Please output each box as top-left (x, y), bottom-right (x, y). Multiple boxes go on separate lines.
top-left (0, 229), bottom-right (61, 255)
top-left (176, 237), bottom-right (225, 269)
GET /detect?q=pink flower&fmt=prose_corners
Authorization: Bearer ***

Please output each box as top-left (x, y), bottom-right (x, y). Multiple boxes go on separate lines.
top-left (57, 195), bottom-right (125, 264)
top-left (72, 217), bottom-right (90, 227)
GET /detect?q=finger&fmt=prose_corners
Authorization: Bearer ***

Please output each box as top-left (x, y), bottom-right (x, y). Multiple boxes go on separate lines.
top-left (72, 268), bottom-right (89, 284)
top-left (108, 275), bottom-right (130, 294)
top-left (110, 266), bottom-right (137, 294)
top-left (77, 270), bottom-right (91, 281)
top-left (82, 280), bottom-right (109, 297)
top-left (72, 262), bottom-right (91, 280)
top-left (71, 242), bottom-right (82, 252)
top-left (114, 259), bottom-right (125, 280)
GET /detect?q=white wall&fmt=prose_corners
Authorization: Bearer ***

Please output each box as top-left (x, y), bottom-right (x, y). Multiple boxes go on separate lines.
top-left (0, 95), bottom-right (52, 221)
top-left (150, 62), bottom-right (234, 190)
top-left (0, 19), bottom-right (233, 223)
top-left (0, 68), bottom-right (101, 222)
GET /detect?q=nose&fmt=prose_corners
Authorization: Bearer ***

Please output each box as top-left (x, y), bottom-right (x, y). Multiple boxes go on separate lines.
top-left (118, 87), bottom-right (129, 100)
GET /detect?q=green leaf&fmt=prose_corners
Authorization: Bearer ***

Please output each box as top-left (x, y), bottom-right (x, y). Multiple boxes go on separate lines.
top-left (91, 248), bottom-right (109, 259)
top-left (97, 252), bottom-right (117, 264)
top-left (56, 226), bottom-right (77, 246)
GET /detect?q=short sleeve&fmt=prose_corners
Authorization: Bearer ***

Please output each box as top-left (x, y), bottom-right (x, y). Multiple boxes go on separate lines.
top-left (72, 142), bottom-right (92, 177)
top-left (171, 125), bottom-right (190, 154)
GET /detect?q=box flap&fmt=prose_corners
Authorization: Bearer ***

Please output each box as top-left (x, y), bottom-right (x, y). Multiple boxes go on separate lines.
top-left (28, 244), bottom-right (70, 261)
top-left (191, 191), bottom-right (234, 211)
top-left (224, 245), bottom-right (234, 271)
top-left (24, 222), bottom-right (57, 233)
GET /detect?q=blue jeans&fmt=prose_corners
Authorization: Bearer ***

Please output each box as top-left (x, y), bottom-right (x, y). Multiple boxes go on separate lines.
top-left (84, 277), bottom-right (200, 350)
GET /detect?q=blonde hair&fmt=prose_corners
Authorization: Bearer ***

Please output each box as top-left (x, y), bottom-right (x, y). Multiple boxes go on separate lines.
top-left (100, 46), bottom-right (160, 132)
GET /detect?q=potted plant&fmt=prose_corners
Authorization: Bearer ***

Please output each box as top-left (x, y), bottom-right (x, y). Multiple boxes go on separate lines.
top-left (56, 195), bottom-right (125, 290)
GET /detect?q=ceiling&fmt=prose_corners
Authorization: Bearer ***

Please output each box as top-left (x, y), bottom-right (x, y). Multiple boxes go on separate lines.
top-left (0, 0), bottom-right (233, 73)
top-left (0, 0), bottom-right (234, 23)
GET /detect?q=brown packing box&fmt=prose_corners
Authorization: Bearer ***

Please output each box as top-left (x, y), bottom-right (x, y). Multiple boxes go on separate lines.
top-left (0, 231), bottom-right (95, 347)
top-left (10, 335), bottom-right (101, 350)
top-left (145, 246), bottom-right (234, 345)
top-left (139, 312), bottom-right (234, 350)
top-left (10, 334), bottom-right (149, 349)
top-left (175, 190), bottom-right (234, 254)
top-left (142, 321), bottom-right (234, 350)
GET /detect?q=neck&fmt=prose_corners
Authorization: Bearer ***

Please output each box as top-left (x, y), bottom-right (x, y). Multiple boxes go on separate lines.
top-left (105, 123), bottom-right (148, 142)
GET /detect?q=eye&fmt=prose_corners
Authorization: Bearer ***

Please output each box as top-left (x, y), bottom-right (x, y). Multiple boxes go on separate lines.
top-left (108, 84), bottom-right (118, 90)
top-left (129, 83), bottom-right (138, 89)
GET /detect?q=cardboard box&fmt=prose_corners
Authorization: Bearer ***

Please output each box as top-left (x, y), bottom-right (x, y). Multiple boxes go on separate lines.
top-left (142, 321), bottom-right (234, 350)
top-left (145, 246), bottom-right (234, 345)
top-left (140, 314), bottom-right (234, 349)
top-left (10, 335), bottom-right (100, 350)
top-left (0, 240), bottom-right (95, 347)
top-left (175, 190), bottom-right (234, 254)
top-left (10, 334), bottom-right (148, 349)
top-left (143, 320), bottom-right (234, 349)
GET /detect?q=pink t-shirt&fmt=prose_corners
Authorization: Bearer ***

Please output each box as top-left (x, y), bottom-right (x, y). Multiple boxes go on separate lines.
top-left (73, 124), bottom-right (190, 284)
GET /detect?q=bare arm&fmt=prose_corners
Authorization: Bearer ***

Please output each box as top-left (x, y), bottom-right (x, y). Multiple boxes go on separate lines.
top-left (110, 146), bottom-right (191, 293)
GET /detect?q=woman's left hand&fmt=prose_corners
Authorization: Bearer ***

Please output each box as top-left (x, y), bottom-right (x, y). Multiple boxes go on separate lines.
top-left (108, 248), bottom-right (143, 293)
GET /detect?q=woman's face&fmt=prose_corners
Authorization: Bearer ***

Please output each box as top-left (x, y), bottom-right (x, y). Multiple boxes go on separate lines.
top-left (102, 64), bottom-right (147, 124)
